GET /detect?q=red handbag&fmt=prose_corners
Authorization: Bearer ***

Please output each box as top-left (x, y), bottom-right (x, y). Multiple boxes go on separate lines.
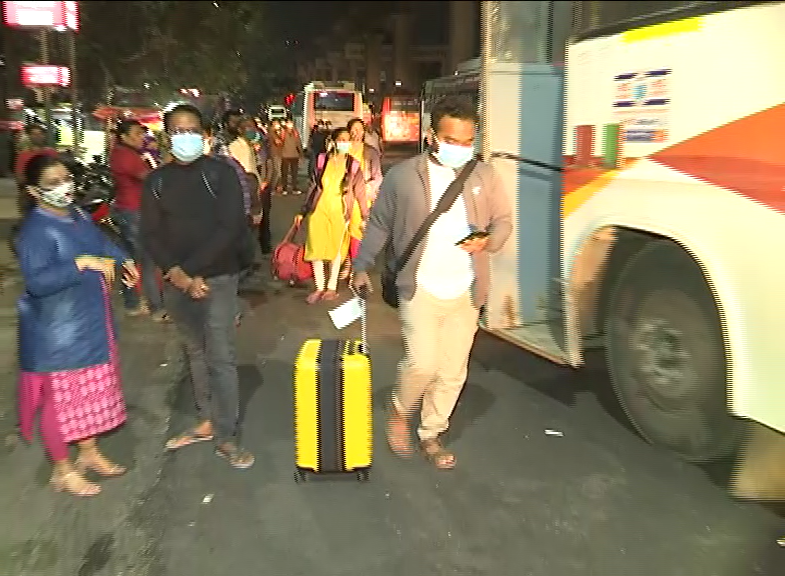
top-left (272, 219), bottom-right (312, 286)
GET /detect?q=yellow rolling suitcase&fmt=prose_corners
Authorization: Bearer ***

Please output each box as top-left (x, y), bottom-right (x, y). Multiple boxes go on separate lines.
top-left (293, 305), bottom-right (372, 482)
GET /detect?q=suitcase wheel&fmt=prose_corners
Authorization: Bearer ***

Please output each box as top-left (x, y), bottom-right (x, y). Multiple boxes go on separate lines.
top-left (288, 280), bottom-right (296, 287)
top-left (356, 469), bottom-right (370, 482)
top-left (294, 469), bottom-right (308, 483)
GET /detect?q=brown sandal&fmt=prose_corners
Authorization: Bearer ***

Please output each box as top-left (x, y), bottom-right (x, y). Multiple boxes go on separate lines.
top-left (420, 438), bottom-right (456, 470)
top-left (75, 454), bottom-right (127, 478)
top-left (50, 471), bottom-right (101, 496)
top-left (386, 406), bottom-right (413, 458)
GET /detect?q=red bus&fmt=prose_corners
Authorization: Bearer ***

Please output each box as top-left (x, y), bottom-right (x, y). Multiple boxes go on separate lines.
top-left (380, 94), bottom-right (420, 145)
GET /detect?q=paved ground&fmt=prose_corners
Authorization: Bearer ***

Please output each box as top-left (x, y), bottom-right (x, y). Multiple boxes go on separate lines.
top-left (1, 148), bottom-right (784, 576)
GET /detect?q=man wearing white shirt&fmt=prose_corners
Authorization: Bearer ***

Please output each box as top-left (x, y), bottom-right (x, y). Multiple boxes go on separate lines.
top-left (352, 97), bottom-right (512, 469)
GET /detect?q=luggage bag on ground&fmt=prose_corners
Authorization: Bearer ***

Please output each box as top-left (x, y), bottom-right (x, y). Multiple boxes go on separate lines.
top-left (272, 219), bottom-right (312, 286)
top-left (293, 297), bottom-right (371, 482)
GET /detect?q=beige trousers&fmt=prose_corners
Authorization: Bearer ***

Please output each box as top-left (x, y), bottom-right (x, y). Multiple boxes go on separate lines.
top-left (393, 288), bottom-right (480, 441)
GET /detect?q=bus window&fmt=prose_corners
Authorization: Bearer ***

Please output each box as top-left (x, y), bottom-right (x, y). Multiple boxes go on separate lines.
top-left (389, 97), bottom-right (419, 112)
top-left (572, 1), bottom-right (767, 41)
top-left (314, 91), bottom-right (356, 112)
top-left (488, 1), bottom-right (572, 63)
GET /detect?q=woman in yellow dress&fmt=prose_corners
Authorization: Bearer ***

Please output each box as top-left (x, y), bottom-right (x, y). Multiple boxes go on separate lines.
top-left (298, 127), bottom-right (367, 304)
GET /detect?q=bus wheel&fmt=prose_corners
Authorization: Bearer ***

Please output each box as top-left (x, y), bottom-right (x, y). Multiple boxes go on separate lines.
top-left (605, 240), bottom-right (741, 462)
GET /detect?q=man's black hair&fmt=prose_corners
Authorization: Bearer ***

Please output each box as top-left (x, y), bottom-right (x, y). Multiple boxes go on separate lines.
top-left (222, 108), bottom-right (244, 126)
top-left (430, 96), bottom-right (478, 131)
top-left (115, 119), bottom-right (143, 137)
top-left (24, 123), bottom-right (46, 135)
top-left (163, 103), bottom-right (203, 132)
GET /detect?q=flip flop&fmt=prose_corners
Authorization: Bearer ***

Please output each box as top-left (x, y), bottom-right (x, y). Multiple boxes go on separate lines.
top-left (165, 428), bottom-right (214, 451)
top-left (214, 443), bottom-right (255, 469)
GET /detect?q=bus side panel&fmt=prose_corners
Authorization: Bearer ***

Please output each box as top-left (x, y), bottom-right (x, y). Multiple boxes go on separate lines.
top-left (485, 65), bottom-right (565, 355)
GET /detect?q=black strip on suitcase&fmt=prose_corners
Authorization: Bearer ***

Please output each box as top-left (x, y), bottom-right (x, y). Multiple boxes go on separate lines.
top-left (316, 340), bottom-right (345, 472)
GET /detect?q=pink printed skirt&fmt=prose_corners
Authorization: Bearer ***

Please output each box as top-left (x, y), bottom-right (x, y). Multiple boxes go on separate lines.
top-left (18, 281), bottom-right (126, 444)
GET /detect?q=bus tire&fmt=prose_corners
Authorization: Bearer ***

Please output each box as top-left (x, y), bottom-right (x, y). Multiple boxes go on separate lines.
top-left (605, 240), bottom-right (741, 462)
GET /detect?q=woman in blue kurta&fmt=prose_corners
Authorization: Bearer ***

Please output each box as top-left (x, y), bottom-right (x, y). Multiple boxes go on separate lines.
top-left (16, 154), bottom-right (140, 497)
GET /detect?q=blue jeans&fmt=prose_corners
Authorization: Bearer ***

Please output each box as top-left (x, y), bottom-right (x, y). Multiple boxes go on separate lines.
top-left (114, 208), bottom-right (164, 311)
top-left (164, 274), bottom-right (241, 443)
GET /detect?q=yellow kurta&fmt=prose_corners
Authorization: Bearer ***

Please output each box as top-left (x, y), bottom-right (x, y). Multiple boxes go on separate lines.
top-left (348, 143), bottom-right (371, 241)
top-left (305, 156), bottom-right (350, 262)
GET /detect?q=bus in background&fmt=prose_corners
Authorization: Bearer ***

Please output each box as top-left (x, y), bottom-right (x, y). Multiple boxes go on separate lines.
top-left (420, 61), bottom-right (478, 152)
top-left (464, 1), bottom-right (785, 481)
top-left (380, 93), bottom-right (420, 145)
top-left (291, 80), bottom-right (364, 149)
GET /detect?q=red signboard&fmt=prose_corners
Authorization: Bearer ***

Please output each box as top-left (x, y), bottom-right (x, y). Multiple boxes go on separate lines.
top-left (3, 1), bottom-right (79, 31)
top-left (21, 65), bottom-right (70, 87)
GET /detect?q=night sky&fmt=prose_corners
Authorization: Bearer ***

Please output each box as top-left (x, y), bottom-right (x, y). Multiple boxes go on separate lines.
top-left (267, 1), bottom-right (449, 50)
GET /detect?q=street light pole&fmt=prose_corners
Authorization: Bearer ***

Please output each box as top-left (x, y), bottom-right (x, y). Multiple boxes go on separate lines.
top-left (68, 28), bottom-right (79, 156)
top-left (38, 28), bottom-right (52, 146)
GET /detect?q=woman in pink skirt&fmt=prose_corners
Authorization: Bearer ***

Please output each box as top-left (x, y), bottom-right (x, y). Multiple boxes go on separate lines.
top-left (16, 154), bottom-right (139, 497)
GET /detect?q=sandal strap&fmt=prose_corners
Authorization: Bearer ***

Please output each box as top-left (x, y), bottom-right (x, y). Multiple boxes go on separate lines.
top-left (420, 439), bottom-right (456, 469)
top-left (165, 429), bottom-right (214, 450)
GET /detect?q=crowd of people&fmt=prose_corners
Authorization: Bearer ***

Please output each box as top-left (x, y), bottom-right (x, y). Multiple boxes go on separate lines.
top-left (12, 94), bottom-right (512, 496)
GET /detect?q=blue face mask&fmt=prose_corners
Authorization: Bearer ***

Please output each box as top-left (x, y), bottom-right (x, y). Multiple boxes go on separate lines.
top-left (434, 139), bottom-right (474, 169)
top-left (335, 141), bottom-right (351, 155)
top-left (170, 133), bottom-right (204, 163)
top-left (245, 130), bottom-right (259, 143)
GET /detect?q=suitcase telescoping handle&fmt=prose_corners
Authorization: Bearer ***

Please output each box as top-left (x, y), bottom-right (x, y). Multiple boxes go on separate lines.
top-left (356, 285), bottom-right (369, 354)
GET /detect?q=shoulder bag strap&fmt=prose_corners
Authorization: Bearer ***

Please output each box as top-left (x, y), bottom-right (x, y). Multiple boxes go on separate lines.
top-left (394, 157), bottom-right (479, 273)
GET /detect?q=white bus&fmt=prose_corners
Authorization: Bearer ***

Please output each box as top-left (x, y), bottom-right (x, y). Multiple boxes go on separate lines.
top-left (433, 0), bottom-right (785, 467)
top-left (291, 81), bottom-right (364, 149)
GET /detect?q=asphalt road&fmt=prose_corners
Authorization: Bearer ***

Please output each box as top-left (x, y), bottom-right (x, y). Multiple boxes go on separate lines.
top-left (1, 150), bottom-right (783, 576)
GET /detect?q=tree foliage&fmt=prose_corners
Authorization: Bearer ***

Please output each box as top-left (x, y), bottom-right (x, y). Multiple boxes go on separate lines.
top-left (77, 1), bottom-right (265, 100)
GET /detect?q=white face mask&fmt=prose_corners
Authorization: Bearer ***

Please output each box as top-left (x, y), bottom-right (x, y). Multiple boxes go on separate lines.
top-left (38, 181), bottom-right (75, 208)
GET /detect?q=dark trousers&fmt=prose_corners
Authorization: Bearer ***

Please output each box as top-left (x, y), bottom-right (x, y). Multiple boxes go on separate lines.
top-left (164, 273), bottom-right (241, 443)
top-left (268, 156), bottom-right (282, 190)
top-left (281, 157), bottom-right (299, 192)
top-left (258, 188), bottom-right (272, 254)
top-left (114, 208), bottom-right (163, 312)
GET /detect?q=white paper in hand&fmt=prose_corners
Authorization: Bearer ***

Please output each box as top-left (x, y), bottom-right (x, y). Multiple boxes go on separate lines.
top-left (329, 296), bottom-right (363, 330)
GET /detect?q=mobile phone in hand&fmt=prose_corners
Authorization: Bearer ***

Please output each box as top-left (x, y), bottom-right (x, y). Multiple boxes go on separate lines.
top-left (455, 230), bottom-right (489, 246)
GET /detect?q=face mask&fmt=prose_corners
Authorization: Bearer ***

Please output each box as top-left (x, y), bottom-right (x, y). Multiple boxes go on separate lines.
top-left (244, 130), bottom-right (259, 143)
top-left (39, 181), bottom-right (74, 208)
top-left (335, 141), bottom-right (351, 155)
top-left (170, 133), bottom-right (204, 163)
top-left (434, 138), bottom-right (474, 169)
